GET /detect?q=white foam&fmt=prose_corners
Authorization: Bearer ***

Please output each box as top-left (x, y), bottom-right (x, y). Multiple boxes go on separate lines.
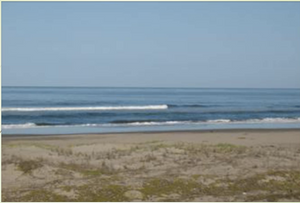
top-left (3, 118), bottom-right (300, 129)
top-left (2, 105), bottom-right (168, 112)
top-left (78, 121), bottom-right (186, 127)
top-left (2, 123), bottom-right (37, 129)
top-left (112, 121), bottom-right (186, 126)
top-left (108, 118), bottom-right (300, 126)
top-left (246, 117), bottom-right (300, 123)
top-left (207, 119), bottom-right (231, 123)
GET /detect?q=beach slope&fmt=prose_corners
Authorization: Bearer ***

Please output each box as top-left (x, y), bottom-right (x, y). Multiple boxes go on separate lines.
top-left (2, 129), bottom-right (300, 201)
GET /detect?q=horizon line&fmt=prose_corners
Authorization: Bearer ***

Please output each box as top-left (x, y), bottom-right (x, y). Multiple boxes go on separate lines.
top-left (2, 85), bottom-right (300, 90)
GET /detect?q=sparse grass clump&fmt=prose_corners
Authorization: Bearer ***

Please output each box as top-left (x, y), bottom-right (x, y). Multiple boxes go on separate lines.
top-left (141, 178), bottom-right (202, 200)
top-left (17, 159), bottom-right (43, 174)
top-left (141, 154), bottom-right (157, 162)
top-left (215, 143), bottom-right (247, 153)
top-left (76, 184), bottom-right (130, 202)
top-left (81, 169), bottom-right (102, 176)
top-left (3, 137), bottom-right (300, 202)
top-left (241, 170), bottom-right (300, 201)
top-left (59, 161), bottom-right (116, 176)
top-left (150, 143), bottom-right (171, 151)
top-left (211, 170), bottom-right (300, 201)
top-left (51, 147), bottom-right (74, 156)
top-left (6, 143), bottom-right (55, 150)
top-left (59, 162), bottom-right (86, 172)
top-left (140, 170), bottom-right (300, 201)
top-left (22, 189), bottom-right (69, 202)
top-left (175, 143), bottom-right (247, 156)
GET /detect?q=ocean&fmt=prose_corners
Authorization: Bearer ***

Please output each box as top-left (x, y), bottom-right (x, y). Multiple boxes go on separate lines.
top-left (2, 87), bottom-right (300, 134)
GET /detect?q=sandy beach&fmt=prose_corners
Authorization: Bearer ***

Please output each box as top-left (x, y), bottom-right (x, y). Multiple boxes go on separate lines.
top-left (2, 129), bottom-right (300, 202)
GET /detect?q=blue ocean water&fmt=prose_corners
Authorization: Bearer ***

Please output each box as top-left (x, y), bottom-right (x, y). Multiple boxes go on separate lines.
top-left (2, 87), bottom-right (300, 134)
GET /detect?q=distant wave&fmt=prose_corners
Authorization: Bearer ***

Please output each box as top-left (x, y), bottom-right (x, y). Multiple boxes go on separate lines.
top-left (189, 109), bottom-right (300, 114)
top-left (111, 119), bottom-right (161, 124)
top-left (35, 122), bottom-right (58, 126)
top-left (1, 105), bottom-right (168, 112)
top-left (168, 104), bottom-right (216, 108)
top-left (3, 117), bottom-right (300, 129)
top-left (1, 121), bottom-right (187, 129)
top-left (109, 118), bottom-right (300, 125)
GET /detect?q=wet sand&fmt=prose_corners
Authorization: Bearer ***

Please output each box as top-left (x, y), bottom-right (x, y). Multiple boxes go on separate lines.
top-left (2, 129), bottom-right (300, 201)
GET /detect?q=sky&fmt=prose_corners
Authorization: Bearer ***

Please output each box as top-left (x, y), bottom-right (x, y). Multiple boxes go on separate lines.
top-left (2, 2), bottom-right (300, 88)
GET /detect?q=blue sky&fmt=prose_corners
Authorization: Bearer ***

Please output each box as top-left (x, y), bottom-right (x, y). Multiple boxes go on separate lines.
top-left (2, 2), bottom-right (300, 88)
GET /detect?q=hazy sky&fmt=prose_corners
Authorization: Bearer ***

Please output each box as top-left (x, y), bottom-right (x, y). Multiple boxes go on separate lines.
top-left (2, 2), bottom-right (300, 88)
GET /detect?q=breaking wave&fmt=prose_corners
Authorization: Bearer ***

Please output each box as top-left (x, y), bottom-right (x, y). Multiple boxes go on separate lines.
top-left (2, 117), bottom-right (300, 129)
top-left (2, 105), bottom-right (168, 112)
top-left (167, 104), bottom-right (215, 108)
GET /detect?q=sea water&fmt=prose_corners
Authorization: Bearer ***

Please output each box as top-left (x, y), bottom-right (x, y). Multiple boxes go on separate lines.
top-left (2, 87), bottom-right (300, 134)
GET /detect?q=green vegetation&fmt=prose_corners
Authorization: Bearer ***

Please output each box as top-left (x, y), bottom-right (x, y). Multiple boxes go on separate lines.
top-left (215, 143), bottom-right (247, 153)
top-left (140, 170), bottom-right (300, 201)
top-left (75, 184), bottom-right (130, 202)
top-left (81, 169), bottom-right (102, 176)
top-left (141, 154), bottom-right (157, 162)
top-left (22, 190), bottom-right (69, 202)
top-left (58, 160), bottom-right (117, 176)
top-left (2, 140), bottom-right (300, 202)
top-left (141, 178), bottom-right (201, 200)
top-left (6, 143), bottom-right (55, 150)
top-left (236, 170), bottom-right (300, 201)
top-left (17, 159), bottom-right (43, 174)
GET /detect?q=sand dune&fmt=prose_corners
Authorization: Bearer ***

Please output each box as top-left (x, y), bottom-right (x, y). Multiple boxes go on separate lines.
top-left (2, 129), bottom-right (300, 202)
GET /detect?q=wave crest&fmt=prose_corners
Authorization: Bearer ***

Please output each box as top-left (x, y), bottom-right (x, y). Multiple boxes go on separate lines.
top-left (2, 105), bottom-right (168, 112)
top-left (3, 117), bottom-right (300, 129)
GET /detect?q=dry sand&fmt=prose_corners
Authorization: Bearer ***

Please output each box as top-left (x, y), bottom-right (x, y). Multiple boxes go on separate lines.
top-left (2, 129), bottom-right (300, 201)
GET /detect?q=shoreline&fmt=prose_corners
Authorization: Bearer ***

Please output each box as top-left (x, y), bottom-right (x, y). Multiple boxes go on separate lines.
top-left (2, 127), bottom-right (300, 139)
